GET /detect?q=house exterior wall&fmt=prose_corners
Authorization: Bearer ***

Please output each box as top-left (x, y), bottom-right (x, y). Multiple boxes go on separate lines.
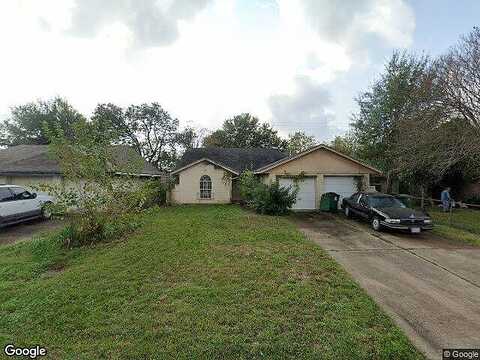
top-left (261, 148), bottom-right (378, 209)
top-left (2, 175), bottom-right (151, 197)
top-left (171, 161), bottom-right (232, 204)
top-left (3, 175), bottom-right (63, 195)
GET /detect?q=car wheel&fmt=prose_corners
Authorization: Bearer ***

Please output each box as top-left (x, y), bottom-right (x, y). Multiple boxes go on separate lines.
top-left (371, 217), bottom-right (382, 231)
top-left (344, 206), bottom-right (351, 217)
top-left (42, 202), bottom-right (53, 220)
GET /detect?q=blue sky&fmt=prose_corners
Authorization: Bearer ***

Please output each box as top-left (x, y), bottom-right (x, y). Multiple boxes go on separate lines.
top-left (410, 0), bottom-right (480, 56)
top-left (0, 0), bottom-right (477, 142)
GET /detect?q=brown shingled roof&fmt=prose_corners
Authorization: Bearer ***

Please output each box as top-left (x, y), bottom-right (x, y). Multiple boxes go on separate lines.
top-left (0, 145), bottom-right (164, 177)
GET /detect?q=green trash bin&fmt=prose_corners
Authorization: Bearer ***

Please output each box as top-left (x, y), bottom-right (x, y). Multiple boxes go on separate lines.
top-left (320, 192), bottom-right (340, 212)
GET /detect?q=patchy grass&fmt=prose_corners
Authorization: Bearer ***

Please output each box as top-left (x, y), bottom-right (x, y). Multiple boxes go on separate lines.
top-left (429, 208), bottom-right (480, 246)
top-left (432, 224), bottom-right (480, 246)
top-left (0, 205), bottom-right (423, 359)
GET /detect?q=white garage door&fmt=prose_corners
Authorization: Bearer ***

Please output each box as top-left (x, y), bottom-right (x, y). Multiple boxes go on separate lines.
top-left (323, 176), bottom-right (357, 205)
top-left (278, 177), bottom-right (316, 210)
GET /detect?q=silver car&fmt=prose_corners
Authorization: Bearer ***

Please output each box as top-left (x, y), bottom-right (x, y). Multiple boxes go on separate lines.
top-left (0, 185), bottom-right (54, 227)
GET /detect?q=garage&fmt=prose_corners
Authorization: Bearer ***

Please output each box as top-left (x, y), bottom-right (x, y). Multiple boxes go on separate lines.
top-left (278, 177), bottom-right (316, 210)
top-left (324, 176), bottom-right (357, 203)
top-left (255, 145), bottom-right (382, 211)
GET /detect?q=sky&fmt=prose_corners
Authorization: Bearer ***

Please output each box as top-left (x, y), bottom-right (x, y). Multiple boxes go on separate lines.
top-left (0, 0), bottom-right (479, 142)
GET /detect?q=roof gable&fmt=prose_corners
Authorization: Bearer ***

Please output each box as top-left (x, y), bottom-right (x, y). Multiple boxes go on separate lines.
top-left (254, 145), bottom-right (382, 174)
top-left (171, 158), bottom-right (239, 175)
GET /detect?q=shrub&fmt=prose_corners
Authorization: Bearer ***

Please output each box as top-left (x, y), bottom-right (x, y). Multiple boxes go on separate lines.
top-left (239, 171), bottom-right (298, 215)
top-left (41, 121), bottom-right (162, 248)
top-left (63, 211), bottom-right (144, 248)
top-left (140, 179), bottom-right (170, 208)
top-left (253, 181), bottom-right (298, 215)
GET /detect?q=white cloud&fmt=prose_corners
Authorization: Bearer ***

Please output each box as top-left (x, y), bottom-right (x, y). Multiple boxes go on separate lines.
top-left (268, 76), bottom-right (338, 141)
top-left (300, 0), bottom-right (415, 50)
top-left (0, 0), bottom-right (416, 140)
top-left (68, 0), bottom-right (212, 48)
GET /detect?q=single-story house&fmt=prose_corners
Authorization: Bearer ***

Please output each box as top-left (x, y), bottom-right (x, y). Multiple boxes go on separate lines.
top-left (171, 145), bottom-right (382, 210)
top-left (0, 145), bottom-right (165, 191)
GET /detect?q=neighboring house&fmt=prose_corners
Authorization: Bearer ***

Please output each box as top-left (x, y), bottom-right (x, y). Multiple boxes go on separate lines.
top-left (0, 145), bottom-right (165, 191)
top-left (171, 145), bottom-right (382, 210)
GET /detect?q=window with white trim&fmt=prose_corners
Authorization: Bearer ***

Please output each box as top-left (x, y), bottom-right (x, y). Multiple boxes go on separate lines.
top-left (200, 175), bottom-right (212, 199)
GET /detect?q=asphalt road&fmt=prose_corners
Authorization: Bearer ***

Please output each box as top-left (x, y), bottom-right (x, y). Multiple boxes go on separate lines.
top-left (0, 218), bottom-right (64, 246)
top-left (292, 212), bottom-right (480, 360)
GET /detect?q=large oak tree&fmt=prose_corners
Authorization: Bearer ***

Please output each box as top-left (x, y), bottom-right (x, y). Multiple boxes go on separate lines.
top-left (203, 113), bottom-right (287, 150)
top-left (0, 97), bottom-right (85, 146)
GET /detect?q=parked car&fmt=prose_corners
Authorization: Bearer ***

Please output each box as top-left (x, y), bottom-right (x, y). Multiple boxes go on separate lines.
top-left (342, 192), bottom-right (433, 233)
top-left (0, 185), bottom-right (54, 227)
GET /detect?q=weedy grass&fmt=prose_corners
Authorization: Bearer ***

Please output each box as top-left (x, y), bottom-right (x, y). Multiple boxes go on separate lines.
top-left (429, 208), bottom-right (480, 246)
top-left (0, 205), bottom-right (424, 359)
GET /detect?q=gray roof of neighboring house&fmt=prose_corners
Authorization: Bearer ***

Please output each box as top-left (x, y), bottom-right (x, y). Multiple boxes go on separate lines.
top-left (0, 145), bottom-right (163, 177)
top-left (174, 147), bottom-right (287, 173)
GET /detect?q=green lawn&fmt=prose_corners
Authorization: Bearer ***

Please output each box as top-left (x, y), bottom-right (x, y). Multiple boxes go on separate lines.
top-left (429, 208), bottom-right (480, 246)
top-left (0, 206), bottom-right (423, 359)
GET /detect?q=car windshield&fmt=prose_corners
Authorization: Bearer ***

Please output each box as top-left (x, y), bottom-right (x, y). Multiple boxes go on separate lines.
top-left (368, 196), bottom-right (406, 208)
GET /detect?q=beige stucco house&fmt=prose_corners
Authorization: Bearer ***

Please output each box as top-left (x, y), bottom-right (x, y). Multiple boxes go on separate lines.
top-left (171, 145), bottom-right (382, 210)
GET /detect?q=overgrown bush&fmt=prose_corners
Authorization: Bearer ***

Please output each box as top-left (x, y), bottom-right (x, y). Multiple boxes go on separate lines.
top-left (239, 171), bottom-right (298, 215)
top-left (140, 179), bottom-right (171, 208)
top-left (63, 211), bottom-right (144, 248)
top-left (41, 121), bottom-right (163, 248)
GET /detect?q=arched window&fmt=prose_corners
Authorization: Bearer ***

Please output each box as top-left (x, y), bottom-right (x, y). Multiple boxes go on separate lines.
top-left (200, 175), bottom-right (212, 199)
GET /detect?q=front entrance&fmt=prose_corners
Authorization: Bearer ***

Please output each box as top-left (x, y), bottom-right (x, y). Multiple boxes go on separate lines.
top-left (278, 177), bottom-right (316, 210)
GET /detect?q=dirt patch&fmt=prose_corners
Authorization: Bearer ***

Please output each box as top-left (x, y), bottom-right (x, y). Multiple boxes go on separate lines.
top-left (290, 212), bottom-right (354, 237)
top-left (41, 263), bottom-right (66, 278)
top-left (0, 218), bottom-right (65, 246)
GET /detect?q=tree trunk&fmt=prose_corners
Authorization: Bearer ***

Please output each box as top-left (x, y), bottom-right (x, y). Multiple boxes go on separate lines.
top-left (420, 186), bottom-right (425, 209)
top-left (386, 171), bottom-right (392, 194)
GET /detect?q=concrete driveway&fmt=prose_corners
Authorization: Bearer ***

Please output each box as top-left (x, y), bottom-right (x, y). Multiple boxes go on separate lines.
top-left (292, 213), bottom-right (480, 360)
top-left (0, 219), bottom-right (64, 246)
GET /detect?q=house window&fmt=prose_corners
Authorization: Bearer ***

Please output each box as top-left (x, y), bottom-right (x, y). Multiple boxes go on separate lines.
top-left (200, 175), bottom-right (212, 199)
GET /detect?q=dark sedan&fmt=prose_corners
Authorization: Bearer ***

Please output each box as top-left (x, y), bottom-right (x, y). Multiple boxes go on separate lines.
top-left (341, 192), bottom-right (433, 233)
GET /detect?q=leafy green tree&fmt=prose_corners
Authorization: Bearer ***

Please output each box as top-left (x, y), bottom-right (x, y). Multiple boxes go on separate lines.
top-left (329, 135), bottom-right (356, 157)
top-left (286, 131), bottom-right (316, 155)
top-left (203, 113), bottom-right (287, 150)
top-left (351, 51), bottom-right (431, 190)
top-left (352, 32), bottom-right (480, 194)
top-left (90, 103), bottom-right (133, 145)
top-left (92, 103), bottom-right (179, 170)
top-left (0, 97), bottom-right (85, 146)
top-left (43, 121), bottom-right (151, 247)
top-left (175, 126), bottom-right (208, 150)
top-left (392, 28), bottom-right (480, 190)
